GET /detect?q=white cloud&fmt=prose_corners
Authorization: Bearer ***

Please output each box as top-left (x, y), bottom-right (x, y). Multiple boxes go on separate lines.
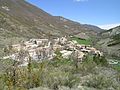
top-left (98, 23), bottom-right (120, 30)
top-left (74, 0), bottom-right (88, 2)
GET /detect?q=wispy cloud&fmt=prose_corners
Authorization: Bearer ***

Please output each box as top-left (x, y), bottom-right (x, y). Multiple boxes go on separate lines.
top-left (74, 0), bottom-right (88, 2)
top-left (98, 23), bottom-right (120, 30)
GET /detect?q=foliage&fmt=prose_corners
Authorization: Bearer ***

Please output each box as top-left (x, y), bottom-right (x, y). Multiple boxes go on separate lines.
top-left (82, 75), bottom-right (119, 89)
top-left (54, 49), bottom-right (62, 61)
top-left (93, 55), bottom-right (108, 66)
top-left (112, 64), bottom-right (120, 72)
top-left (0, 52), bottom-right (119, 90)
top-left (77, 55), bottom-right (97, 75)
top-left (112, 33), bottom-right (120, 41)
top-left (108, 33), bottom-right (120, 46)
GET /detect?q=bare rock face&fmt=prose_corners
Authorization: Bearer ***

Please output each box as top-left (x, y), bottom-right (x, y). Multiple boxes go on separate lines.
top-left (110, 26), bottom-right (120, 36)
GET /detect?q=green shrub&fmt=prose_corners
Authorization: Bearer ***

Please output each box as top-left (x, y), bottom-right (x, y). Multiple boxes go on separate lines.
top-left (83, 75), bottom-right (116, 89)
top-left (93, 55), bottom-right (108, 66)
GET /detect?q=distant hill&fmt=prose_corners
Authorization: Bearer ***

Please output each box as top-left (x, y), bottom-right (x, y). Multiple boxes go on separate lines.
top-left (0, 0), bottom-right (103, 56)
top-left (98, 25), bottom-right (120, 57)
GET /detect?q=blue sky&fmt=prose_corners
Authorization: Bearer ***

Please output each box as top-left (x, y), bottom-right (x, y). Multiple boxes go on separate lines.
top-left (26, 0), bottom-right (120, 29)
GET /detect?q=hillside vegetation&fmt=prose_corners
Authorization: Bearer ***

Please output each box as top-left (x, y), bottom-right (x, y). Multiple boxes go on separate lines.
top-left (71, 37), bottom-right (91, 45)
top-left (1, 0), bottom-right (120, 90)
top-left (0, 51), bottom-right (120, 90)
top-left (98, 26), bottom-right (120, 58)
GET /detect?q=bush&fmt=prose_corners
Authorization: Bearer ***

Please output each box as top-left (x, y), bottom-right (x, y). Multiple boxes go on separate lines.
top-left (76, 55), bottom-right (97, 75)
top-left (83, 75), bottom-right (119, 89)
top-left (93, 55), bottom-right (108, 66)
top-left (0, 53), bottom-right (119, 90)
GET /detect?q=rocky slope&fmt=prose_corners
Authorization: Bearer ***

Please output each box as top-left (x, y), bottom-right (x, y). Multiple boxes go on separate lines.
top-left (98, 26), bottom-right (120, 58)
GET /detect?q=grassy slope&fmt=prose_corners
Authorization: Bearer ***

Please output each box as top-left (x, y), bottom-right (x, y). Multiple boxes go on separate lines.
top-left (71, 37), bottom-right (91, 45)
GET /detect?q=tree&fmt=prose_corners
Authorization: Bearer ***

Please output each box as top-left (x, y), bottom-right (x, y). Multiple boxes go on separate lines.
top-left (3, 45), bottom-right (17, 90)
top-left (71, 50), bottom-right (79, 69)
top-left (54, 49), bottom-right (62, 61)
top-left (3, 45), bottom-right (13, 56)
top-left (93, 54), bottom-right (108, 66)
top-left (27, 54), bottom-right (33, 89)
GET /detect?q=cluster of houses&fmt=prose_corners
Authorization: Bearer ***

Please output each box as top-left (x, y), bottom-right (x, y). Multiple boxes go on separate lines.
top-left (3, 36), bottom-right (103, 66)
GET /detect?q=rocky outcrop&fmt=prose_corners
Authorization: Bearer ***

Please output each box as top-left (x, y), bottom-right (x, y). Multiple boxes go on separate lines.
top-left (98, 26), bottom-right (120, 57)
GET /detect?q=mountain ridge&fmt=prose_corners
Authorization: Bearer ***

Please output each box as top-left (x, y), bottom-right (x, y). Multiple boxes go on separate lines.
top-left (0, 0), bottom-right (103, 36)
top-left (0, 0), bottom-right (103, 56)
top-left (98, 25), bottom-right (120, 57)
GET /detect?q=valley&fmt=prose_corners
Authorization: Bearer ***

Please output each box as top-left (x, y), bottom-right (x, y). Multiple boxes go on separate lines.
top-left (0, 0), bottom-right (120, 90)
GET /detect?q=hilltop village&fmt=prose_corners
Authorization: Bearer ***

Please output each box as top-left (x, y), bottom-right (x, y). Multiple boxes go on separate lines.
top-left (3, 36), bottom-right (103, 66)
